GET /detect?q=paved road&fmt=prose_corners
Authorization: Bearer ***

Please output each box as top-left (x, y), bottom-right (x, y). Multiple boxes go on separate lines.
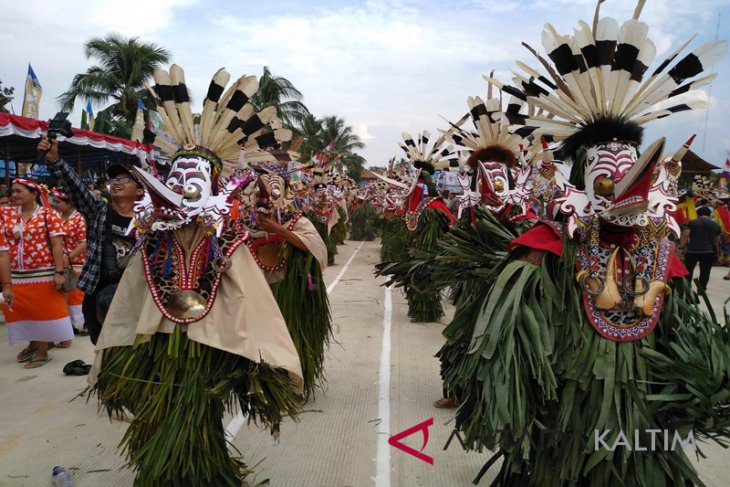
top-left (0, 240), bottom-right (728, 486)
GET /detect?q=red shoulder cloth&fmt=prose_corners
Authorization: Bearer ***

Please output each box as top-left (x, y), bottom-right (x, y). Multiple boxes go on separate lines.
top-left (508, 221), bottom-right (688, 278)
top-left (426, 198), bottom-right (457, 226)
top-left (672, 207), bottom-right (689, 227)
top-left (508, 221), bottom-right (563, 256)
top-left (667, 251), bottom-right (689, 279)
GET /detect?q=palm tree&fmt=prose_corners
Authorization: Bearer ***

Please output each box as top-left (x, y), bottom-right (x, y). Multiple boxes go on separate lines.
top-left (298, 114), bottom-right (325, 161)
top-left (319, 115), bottom-right (365, 156)
top-left (0, 80), bottom-right (14, 113)
top-left (298, 114), bottom-right (366, 179)
top-left (58, 34), bottom-right (171, 137)
top-left (340, 152), bottom-right (367, 181)
top-left (250, 66), bottom-right (310, 129)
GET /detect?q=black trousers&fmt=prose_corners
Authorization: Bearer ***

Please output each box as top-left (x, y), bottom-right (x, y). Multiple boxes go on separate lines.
top-left (81, 292), bottom-right (102, 345)
top-left (684, 252), bottom-right (715, 291)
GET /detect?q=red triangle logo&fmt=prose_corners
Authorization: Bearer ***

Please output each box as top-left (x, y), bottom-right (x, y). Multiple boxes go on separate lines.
top-left (388, 417), bottom-right (434, 465)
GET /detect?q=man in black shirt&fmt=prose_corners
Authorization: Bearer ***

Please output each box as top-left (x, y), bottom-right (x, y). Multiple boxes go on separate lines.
top-left (679, 205), bottom-right (721, 291)
top-left (39, 136), bottom-right (143, 344)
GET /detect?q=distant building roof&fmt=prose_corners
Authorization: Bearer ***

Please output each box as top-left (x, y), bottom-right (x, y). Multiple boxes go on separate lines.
top-left (681, 149), bottom-right (720, 174)
top-left (360, 170), bottom-right (383, 179)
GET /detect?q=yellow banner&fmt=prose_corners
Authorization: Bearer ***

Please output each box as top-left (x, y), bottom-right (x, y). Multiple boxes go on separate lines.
top-left (21, 64), bottom-right (42, 119)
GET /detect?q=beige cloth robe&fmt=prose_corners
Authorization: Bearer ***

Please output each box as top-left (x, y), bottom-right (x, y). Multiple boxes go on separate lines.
top-left (327, 202), bottom-right (340, 233)
top-left (292, 216), bottom-right (328, 271)
top-left (327, 198), bottom-right (348, 233)
top-left (89, 225), bottom-right (304, 393)
top-left (253, 216), bottom-right (327, 285)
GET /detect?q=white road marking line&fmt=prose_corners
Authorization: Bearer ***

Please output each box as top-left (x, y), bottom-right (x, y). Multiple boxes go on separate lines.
top-left (375, 285), bottom-right (392, 487)
top-left (224, 240), bottom-right (366, 440)
top-left (224, 412), bottom-right (247, 441)
top-left (327, 241), bottom-right (365, 294)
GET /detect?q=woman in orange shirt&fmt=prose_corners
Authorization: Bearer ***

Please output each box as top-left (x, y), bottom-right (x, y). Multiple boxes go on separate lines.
top-left (52, 189), bottom-right (87, 333)
top-left (0, 231), bottom-right (15, 309)
top-left (3, 179), bottom-right (73, 368)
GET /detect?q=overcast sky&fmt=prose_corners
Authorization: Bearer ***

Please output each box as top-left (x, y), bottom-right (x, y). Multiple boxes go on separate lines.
top-left (2, 0), bottom-right (729, 168)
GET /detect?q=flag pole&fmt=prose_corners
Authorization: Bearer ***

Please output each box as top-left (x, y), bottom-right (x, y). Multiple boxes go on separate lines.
top-left (701, 11), bottom-right (722, 155)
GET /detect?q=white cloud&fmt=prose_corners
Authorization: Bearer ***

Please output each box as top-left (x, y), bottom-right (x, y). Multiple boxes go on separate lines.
top-left (0, 0), bottom-right (198, 122)
top-left (356, 124), bottom-right (375, 142)
top-left (86, 0), bottom-right (200, 36)
top-left (1, 0), bottom-right (728, 168)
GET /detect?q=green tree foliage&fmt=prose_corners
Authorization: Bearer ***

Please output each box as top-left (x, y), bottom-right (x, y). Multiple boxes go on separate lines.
top-left (0, 80), bottom-right (15, 113)
top-left (298, 114), bottom-right (366, 180)
top-left (58, 34), bottom-right (171, 137)
top-left (250, 66), bottom-right (309, 129)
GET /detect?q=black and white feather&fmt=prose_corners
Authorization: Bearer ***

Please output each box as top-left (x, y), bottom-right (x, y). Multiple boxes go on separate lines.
top-left (441, 76), bottom-right (528, 163)
top-left (486, 0), bottom-right (727, 143)
top-left (399, 130), bottom-right (458, 173)
top-left (147, 64), bottom-right (293, 172)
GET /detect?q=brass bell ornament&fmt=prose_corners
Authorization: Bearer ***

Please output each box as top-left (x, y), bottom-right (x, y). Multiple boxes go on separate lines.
top-left (167, 290), bottom-right (207, 320)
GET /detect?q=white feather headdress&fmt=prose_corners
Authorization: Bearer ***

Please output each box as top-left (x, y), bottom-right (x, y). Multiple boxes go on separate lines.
top-left (442, 75), bottom-right (528, 163)
top-left (148, 65), bottom-right (293, 172)
top-left (488, 0), bottom-right (726, 145)
top-left (399, 131), bottom-right (458, 174)
top-left (442, 75), bottom-right (539, 172)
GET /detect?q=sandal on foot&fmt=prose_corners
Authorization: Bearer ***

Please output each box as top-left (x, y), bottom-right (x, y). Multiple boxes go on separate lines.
top-left (24, 356), bottom-right (52, 369)
top-left (57, 341), bottom-right (72, 349)
top-left (724, 276), bottom-right (730, 280)
top-left (16, 347), bottom-right (38, 363)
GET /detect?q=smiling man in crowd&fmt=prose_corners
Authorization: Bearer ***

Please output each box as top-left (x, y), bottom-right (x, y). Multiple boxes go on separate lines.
top-left (39, 136), bottom-right (144, 344)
